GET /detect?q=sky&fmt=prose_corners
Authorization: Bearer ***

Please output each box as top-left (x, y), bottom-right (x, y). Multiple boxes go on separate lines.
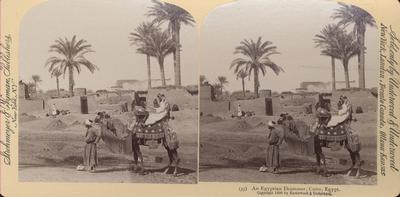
top-left (19, 0), bottom-right (198, 91)
top-left (200, 0), bottom-right (379, 93)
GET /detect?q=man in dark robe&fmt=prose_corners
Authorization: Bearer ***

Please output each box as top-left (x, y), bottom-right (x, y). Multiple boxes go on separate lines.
top-left (259, 121), bottom-right (283, 173)
top-left (83, 119), bottom-right (102, 172)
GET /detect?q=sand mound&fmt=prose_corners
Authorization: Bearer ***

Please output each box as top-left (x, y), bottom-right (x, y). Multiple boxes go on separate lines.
top-left (46, 119), bottom-right (68, 130)
top-left (230, 120), bottom-right (253, 131)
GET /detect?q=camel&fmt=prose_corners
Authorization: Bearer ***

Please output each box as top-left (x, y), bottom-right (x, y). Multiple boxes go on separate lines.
top-left (95, 111), bottom-right (180, 176)
top-left (277, 113), bottom-right (363, 178)
top-left (129, 109), bottom-right (180, 176)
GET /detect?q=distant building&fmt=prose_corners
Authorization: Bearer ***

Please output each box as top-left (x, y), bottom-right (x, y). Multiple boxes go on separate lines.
top-left (111, 79), bottom-right (171, 91)
top-left (300, 81), bottom-right (330, 92)
top-left (299, 81), bottom-right (356, 92)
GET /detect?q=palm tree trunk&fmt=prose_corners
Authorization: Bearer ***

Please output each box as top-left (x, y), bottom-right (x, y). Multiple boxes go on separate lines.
top-left (159, 58), bottom-right (166, 86)
top-left (147, 54), bottom-right (152, 89)
top-left (358, 29), bottom-right (366, 89)
top-left (254, 69), bottom-right (259, 98)
top-left (68, 66), bottom-right (74, 96)
top-left (242, 78), bottom-right (245, 96)
top-left (331, 56), bottom-right (336, 91)
top-left (343, 59), bottom-right (350, 89)
top-left (56, 76), bottom-right (60, 98)
top-left (174, 26), bottom-right (181, 86)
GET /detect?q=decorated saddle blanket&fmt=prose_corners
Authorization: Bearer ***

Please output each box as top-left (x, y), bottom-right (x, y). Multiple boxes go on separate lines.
top-left (132, 121), bottom-right (166, 140)
top-left (316, 123), bottom-right (348, 142)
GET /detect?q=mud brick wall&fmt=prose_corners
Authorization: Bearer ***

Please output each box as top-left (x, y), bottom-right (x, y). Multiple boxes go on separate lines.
top-left (200, 85), bottom-right (212, 100)
top-left (19, 96), bottom-right (99, 114)
top-left (200, 100), bottom-right (230, 115)
top-left (19, 99), bottom-right (45, 114)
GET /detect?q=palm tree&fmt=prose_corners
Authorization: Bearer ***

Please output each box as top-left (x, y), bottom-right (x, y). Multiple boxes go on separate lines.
top-left (329, 29), bottom-right (361, 88)
top-left (333, 3), bottom-right (376, 88)
top-left (146, 29), bottom-right (175, 86)
top-left (32, 75), bottom-right (42, 96)
top-left (236, 69), bottom-right (248, 96)
top-left (314, 24), bottom-right (343, 91)
top-left (45, 35), bottom-right (98, 96)
top-left (129, 22), bottom-right (160, 89)
top-left (230, 37), bottom-right (283, 98)
top-left (50, 69), bottom-right (63, 98)
top-left (217, 76), bottom-right (228, 91)
top-left (147, 0), bottom-right (195, 86)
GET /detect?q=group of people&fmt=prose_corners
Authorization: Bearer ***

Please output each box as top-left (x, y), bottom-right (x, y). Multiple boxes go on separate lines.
top-left (79, 93), bottom-right (171, 172)
top-left (259, 95), bottom-right (353, 174)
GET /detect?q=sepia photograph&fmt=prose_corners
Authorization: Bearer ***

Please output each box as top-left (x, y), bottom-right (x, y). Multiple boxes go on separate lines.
top-left (199, 0), bottom-right (378, 185)
top-left (2, 0), bottom-right (400, 196)
top-left (18, 0), bottom-right (198, 183)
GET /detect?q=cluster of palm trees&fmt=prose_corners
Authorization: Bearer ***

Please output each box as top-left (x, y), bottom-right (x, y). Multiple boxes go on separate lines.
top-left (230, 37), bottom-right (284, 98)
top-left (42, 2), bottom-right (372, 98)
top-left (314, 3), bottom-right (375, 90)
top-left (130, 0), bottom-right (194, 88)
top-left (45, 35), bottom-right (98, 97)
top-left (43, 0), bottom-right (193, 97)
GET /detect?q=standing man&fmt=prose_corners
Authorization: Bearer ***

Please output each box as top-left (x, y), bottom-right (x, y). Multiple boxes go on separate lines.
top-left (83, 119), bottom-right (102, 172)
top-left (259, 121), bottom-right (283, 173)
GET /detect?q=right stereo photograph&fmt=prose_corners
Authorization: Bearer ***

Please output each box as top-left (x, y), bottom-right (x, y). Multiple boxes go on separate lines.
top-left (199, 0), bottom-right (378, 185)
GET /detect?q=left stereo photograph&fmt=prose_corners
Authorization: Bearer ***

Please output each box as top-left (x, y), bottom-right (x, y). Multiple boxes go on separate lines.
top-left (18, 0), bottom-right (198, 184)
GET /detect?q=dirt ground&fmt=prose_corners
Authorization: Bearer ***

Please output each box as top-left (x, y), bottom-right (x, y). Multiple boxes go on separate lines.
top-left (19, 103), bottom-right (198, 184)
top-left (199, 112), bottom-right (377, 185)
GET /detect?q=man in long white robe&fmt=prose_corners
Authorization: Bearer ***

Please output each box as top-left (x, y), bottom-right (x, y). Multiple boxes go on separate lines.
top-left (327, 97), bottom-right (352, 127)
top-left (145, 95), bottom-right (170, 125)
